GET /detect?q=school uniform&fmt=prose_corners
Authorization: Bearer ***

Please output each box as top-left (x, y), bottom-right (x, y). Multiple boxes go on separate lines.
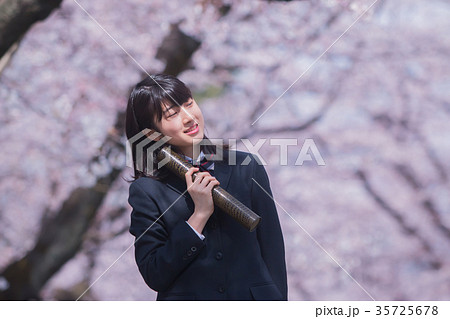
top-left (128, 150), bottom-right (287, 300)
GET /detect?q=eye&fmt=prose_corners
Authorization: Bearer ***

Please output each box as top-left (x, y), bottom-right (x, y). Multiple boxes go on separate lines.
top-left (183, 99), bottom-right (193, 107)
top-left (167, 111), bottom-right (178, 118)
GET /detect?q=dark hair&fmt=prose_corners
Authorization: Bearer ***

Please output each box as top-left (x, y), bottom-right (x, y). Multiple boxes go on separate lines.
top-left (125, 74), bottom-right (230, 182)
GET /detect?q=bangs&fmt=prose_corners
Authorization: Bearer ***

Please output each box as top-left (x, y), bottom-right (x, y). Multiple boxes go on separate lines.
top-left (129, 74), bottom-right (193, 132)
top-left (152, 85), bottom-right (192, 122)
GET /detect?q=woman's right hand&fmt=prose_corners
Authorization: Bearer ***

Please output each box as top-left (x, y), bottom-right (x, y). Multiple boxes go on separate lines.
top-left (185, 167), bottom-right (220, 219)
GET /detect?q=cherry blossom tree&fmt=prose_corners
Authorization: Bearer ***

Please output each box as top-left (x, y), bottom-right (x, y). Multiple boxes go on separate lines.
top-left (0, 0), bottom-right (449, 300)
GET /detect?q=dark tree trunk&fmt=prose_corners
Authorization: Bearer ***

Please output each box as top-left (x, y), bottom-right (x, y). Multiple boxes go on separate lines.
top-left (0, 18), bottom-right (201, 300)
top-left (156, 23), bottom-right (201, 76)
top-left (0, 169), bottom-right (121, 300)
top-left (0, 0), bottom-right (64, 59)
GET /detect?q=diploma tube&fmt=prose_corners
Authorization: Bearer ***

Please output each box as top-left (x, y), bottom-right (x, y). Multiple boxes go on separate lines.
top-left (156, 145), bottom-right (261, 232)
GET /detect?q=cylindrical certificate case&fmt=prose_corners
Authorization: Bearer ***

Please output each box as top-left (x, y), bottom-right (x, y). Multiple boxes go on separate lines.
top-left (156, 146), bottom-right (261, 232)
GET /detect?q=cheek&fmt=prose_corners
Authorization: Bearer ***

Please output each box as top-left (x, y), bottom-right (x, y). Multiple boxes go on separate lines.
top-left (196, 109), bottom-right (204, 121)
top-left (153, 118), bottom-right (162, 131)
top-left (165, 123), bottom-right (182, 136)
top-left (154, 123), bottom-right (164, 134)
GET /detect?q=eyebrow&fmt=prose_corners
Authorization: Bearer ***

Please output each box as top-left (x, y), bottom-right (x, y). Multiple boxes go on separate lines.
top-left (163, 105), bottom-right (177, 114)
top-left (162, 99), bottom-right (192, 114)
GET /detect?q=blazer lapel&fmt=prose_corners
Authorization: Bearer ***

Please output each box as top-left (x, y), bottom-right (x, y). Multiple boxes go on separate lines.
top-left (165, 175), bottom-right (189, 198)
top-left (213, 160), bottom-right (232, 191)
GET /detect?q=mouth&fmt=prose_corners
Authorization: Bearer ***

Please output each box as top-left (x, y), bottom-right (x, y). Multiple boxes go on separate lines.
top-left (184, 123), bottom-right (199, 135)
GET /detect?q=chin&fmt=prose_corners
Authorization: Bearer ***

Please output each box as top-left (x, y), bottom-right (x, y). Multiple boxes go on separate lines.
top-left (192, 133), bottom-right (204, 142)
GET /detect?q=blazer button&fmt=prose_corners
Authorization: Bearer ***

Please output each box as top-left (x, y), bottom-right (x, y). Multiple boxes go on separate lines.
top-left (218, 286), bottom-right (225, 293)
top-left (191, 246), bottom-right (197, 252)
top-left (215, 252), bottom-right (223, 260)
top-left (187, 250), bottom-right (193, 256)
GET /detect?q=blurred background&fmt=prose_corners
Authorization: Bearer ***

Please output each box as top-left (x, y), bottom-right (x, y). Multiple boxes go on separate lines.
top-left (0, 0), bottom-right (449, 300)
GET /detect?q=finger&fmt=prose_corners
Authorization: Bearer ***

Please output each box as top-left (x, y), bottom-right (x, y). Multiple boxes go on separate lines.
top-left (200, 176), bottom-right (219, 187)
top-left (205, 179), bottom-right (220, 192)
top-left (192, 171), bottom-right (210, 183)
top-left (194, 172), bottom-right (214, 186)
top-left (199, 172), bottom-right (214, 177)
top-left (185, 167), bottom-right (199, 186)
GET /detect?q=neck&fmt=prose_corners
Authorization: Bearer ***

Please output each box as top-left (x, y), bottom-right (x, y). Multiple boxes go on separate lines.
top-left (175, 146), bottom-right (194, 159)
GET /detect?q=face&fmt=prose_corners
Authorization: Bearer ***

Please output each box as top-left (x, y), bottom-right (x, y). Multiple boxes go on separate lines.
top-left (154, 98), bottom-right (204, 158)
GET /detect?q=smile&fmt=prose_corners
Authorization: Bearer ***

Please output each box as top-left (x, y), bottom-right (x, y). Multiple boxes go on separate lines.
top-left (185, 123), bottom-right (199, 135)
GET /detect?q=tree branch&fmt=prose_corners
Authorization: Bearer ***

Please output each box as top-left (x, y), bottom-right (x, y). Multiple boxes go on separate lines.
top-left (0, 0), bottom-right (63, 59)
top-left (355, 169), bottom-right (442, 269)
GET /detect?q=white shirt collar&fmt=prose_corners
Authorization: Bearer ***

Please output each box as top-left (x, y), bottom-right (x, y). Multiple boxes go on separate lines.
top-left (181, 150), bottom-right (215, 170)
top-left (181, 150), bottom-right (206, 164)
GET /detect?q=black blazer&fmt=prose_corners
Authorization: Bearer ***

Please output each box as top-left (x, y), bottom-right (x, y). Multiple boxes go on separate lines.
top-left (128, 150), bottom-right (287, 300)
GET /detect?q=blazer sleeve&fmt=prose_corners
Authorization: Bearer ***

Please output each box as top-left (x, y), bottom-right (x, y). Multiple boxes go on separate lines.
top-left (128, 181), bottom-right (206, 292)
top-left (250, 154), bottom-right (288, 300)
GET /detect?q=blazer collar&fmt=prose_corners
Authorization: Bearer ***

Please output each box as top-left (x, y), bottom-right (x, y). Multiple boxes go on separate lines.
top-left (165, 160), bottom-right (232, 198)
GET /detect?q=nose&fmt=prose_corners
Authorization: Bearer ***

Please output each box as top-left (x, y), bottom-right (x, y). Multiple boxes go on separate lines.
top-left (181, 106), bottom-right (197, 125)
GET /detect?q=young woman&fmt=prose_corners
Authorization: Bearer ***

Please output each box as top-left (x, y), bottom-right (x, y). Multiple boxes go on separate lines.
top-left (126, 74), bottom-right (287, 300)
